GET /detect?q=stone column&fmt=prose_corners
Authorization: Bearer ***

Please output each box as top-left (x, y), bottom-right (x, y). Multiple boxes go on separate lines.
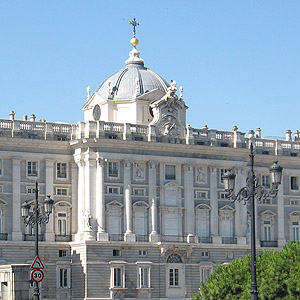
top-left (96, 156), bottom-right (108, 241)
top-left (83, 150), bottom-right (96, 240)
top-left (234, 168), bottom-right (247, 244)
top-left (124, 161), bottom-right (135, 241)
top-left (45, 159), bottom-right (55, 242)
top-left (210, 167), bottom-right (221, 243)
top-left (149, 162), bottom-right (159, 242)
top-left (184, 164), bottom-right (195, 243)
top-left (74, 152), bottom-right (85, 241)
top-left (71, 162), bottom-right (78, 237)
top-left (277, 182), bottom-right (285, 246)
top-left (11, 157), bottom-right (22, 241)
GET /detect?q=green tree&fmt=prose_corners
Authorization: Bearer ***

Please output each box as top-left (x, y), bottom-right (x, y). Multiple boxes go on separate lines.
top-left (193, 242), bottom-right (300, 300)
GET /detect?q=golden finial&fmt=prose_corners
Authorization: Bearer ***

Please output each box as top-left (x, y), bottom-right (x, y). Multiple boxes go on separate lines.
top-left (129, 17), bottom-right (139, 47)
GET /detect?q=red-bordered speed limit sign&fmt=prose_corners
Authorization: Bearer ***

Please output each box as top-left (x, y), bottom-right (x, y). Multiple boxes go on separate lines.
top-left (31, 269), bottom-right (44, 283)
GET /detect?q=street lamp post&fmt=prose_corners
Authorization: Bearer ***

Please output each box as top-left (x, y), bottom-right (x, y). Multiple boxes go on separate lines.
top-left (223, 143), bottom-right (282, 300)
top-left (21, 181), bottom-right (54, 300)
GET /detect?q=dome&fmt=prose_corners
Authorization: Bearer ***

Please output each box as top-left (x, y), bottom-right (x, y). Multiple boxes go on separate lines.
top-left (96, 48), bottom-right (170, 101)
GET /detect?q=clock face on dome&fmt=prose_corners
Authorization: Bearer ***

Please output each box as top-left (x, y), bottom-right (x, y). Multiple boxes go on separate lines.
top-left (93, 105), bottom-right (101, 121)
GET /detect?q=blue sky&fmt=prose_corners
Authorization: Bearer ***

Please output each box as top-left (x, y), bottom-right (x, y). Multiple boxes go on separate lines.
top-left (0, 1), bottom-right (299, 138)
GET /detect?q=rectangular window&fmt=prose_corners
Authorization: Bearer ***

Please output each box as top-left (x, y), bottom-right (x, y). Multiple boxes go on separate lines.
top-left (59, 268), bottom-right (68, 288)
top-left (220, 169), bottom-right (229, 184)
top-left (113, 249), bottom-right (121, 257)
top-left (27, 186), bottom-right (35, 194)
top-left (201, 251), bottom-right (209, 258)
top-left (139, 250), bottom-right (147, 257)
top-left (291, 176), bottom-right (299, 190)
top-left (292, 224), bottom-right (299, 241)
top-left (28, 161), bottom-right (38, 177)
top-left (108, 187), bottom-right (119, 194)
top-left (0, 159), bottom-right (2, 176)
top-left (290, 199), bottom-right (299, 206)
top-left (169, 268), bottom-right (179, 287)
top-left (57, 213), bottom-right (67, 236)
top-left (113, 268), bottom-right (123, 287)
top-left (57, 188), bottom-right (68, 196)
top-left (200, 267), bottom-right (212, 283)
top-left (57, 163), bottom-right (67, 178)
top-left (195, 191), bottom-right (207, 199)
top-left (59, 250), bottom-right (67, 257)
top-left (262, 175), bottom-right (271, 188)
top-left (0, 210), bottom-right (2, 233)
top-left (139, 267), bottom-right (149, 288)
top-left (220, 192), bottom-right (230, 200)
top-left (108, 162), bottom-right (119, 178)
top-left (134, 188), bottom-right (145, 196)
top-left (263, 221), bottom-right (271, 241)
top-left (165, 165), bottom-right (176, 180)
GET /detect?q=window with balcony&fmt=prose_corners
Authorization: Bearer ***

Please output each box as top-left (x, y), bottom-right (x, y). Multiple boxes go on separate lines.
top-left (57, 266), bottom-right (70, 289)
top-left (138, 266), bottom-right (150, 288)
top-left (292, 222), bottom-right (299, 242)
top-left (261, 175), bottom-right (271, 188)
top-left (165, 165), bottom-right (176, 180)
top-left (57, 163), bottom-right (67, 179)
top-left (0, 159), bottom-right (2, 176)
top-left (291, 176), bottom-right (299, 191)
top-left (220, 168), bottom-right (229, 184)
top-left (108, 161), bottom-right (119, 178)
top-left (57, 213), bottom-right (67, 236)
top-left (27, 161), bottom-right (38, 177)
top-left (54, 201), bottom-right (71, 241)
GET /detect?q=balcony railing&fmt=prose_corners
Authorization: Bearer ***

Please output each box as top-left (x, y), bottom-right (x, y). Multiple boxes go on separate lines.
top-left (109, 234), bottom-right (124, 242)
top-left (55, 235), bottom-right (72, 242)
top-left (23, 234), bottom-right (44, 241)
top-left (222, 237), bottom-right (237, 244)
top-left (260, 241), bottom-right (278, 247)
top-left (161, 235), bottom-right (187, 243)
top-left (198, 236), bottom-right (212, 244)
top-left (0, 233), bottom-right (8, 241)
top-left (136, 235), bottom-right (149, 242)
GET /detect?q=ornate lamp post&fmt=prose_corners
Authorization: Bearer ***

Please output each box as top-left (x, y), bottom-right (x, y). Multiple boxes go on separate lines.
top-left (222, 143), bottom-right (282, 300)
top-left (21, 182), bottom-right (54, 300)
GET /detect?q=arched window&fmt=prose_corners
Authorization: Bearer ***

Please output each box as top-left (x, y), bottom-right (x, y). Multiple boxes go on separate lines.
top-left (167, 254), bottom-right (182, 264)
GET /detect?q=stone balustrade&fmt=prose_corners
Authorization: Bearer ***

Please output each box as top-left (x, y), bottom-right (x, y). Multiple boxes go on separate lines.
top-left (0, 119), bottom-right (300, 156)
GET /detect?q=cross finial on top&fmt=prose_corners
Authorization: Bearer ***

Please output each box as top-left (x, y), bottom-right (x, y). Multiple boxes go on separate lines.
top-left (129, 17), bottom-right (139, 37)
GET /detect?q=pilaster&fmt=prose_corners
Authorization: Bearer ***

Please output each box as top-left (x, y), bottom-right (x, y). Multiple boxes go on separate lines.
top-left (124, 161), bottom-right (135, 242)
top-left (277, 182), bottom-right (285, 246)
top-left (149, 162), bottom-right (159, 242)
top-left (11, 157), bottom-right (22, 241)
top-left (184, 164), bottom-right (195, 242)
top-left (96, 156), bottom-right (108, 241)
top-left (45, 159), bottom-right (55, 242)
top-left (210, 167), bottom-right (220, 243)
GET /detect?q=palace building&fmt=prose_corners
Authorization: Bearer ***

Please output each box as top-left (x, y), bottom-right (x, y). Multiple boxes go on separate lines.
top-left (0, 23), bottom-right (299, 300)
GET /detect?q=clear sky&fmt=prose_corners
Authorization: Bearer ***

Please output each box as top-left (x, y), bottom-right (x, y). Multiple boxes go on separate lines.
top-left (0, 1), bottom-right (299, 138)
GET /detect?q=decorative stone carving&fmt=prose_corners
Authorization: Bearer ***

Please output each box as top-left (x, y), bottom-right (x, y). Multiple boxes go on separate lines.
top-left (195, 166), bottom-right (207, 184)
top-left (84, 211), bottom-right (92, 230)
top-left (133, 162), bottom-right (145, 180)
top-left (160, 246), bottom-right (193, 261)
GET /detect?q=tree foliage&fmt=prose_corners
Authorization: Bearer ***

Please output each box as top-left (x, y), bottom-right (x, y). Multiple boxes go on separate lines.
top-left (193, 242), bottom-right (300, 300)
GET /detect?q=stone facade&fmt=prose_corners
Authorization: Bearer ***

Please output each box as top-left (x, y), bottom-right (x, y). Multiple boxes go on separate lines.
top-left (0, 44), bottom-right (299, 300)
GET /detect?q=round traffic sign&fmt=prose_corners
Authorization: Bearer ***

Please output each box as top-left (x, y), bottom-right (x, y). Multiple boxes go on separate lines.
top-left (31, 269), bottom-right (44, 283)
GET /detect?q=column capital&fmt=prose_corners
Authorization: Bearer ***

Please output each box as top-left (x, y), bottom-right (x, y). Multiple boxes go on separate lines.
top-left (210, 166), bottom-right (218, 173)
top-left (149, 161), bottom-right (158, 169)
top-left (124, 160), bottom-right (131, 168)
top-left (184, 164), bottom-right (193, 172)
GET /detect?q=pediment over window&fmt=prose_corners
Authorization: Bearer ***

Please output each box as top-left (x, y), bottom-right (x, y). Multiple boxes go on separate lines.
top-left (54, 201), bottom-right (71, 208)
top-left (219, 205), bottom-right (235, 213)
top-left (133, 201), bottom-right (149, 209)
top-left (0, 199), bottom-right (7, 206)
top-left (195, 204), bottom-right (211, 211)
top-left (289, 211), bottom-right (300, 217)
top-left (160, 182), bottom-right (183, 189)
top-left (106, 200), bottom-right (124, 208)
top-left (260, 209), bottom-right (276, 217)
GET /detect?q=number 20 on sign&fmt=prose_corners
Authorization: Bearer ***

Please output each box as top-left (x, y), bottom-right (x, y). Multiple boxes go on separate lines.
top-left (31, 269), bottom-right (44, 283)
